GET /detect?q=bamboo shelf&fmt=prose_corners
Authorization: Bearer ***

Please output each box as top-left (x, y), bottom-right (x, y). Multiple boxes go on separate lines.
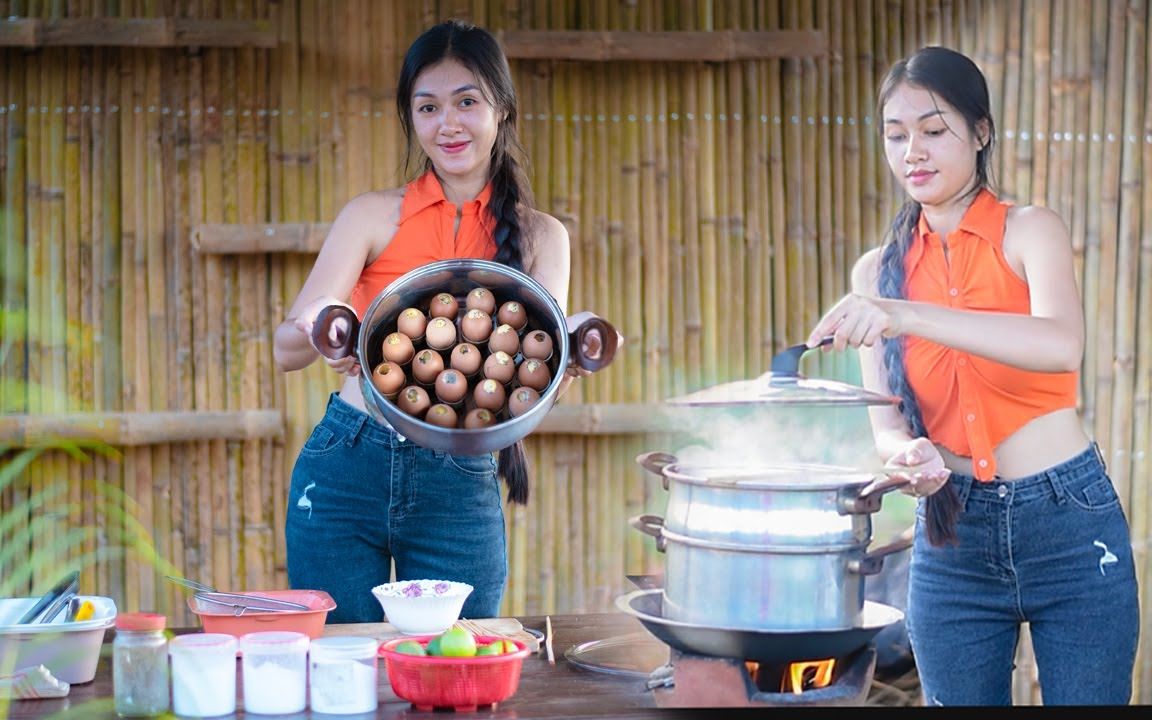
top-left (192, 223), bottom-right (331, 254)
top-left (498, 30), bottom-right (828, 61)
top-left (0, 18), bottom-right (277, 48)
top-left (1, 410), bottom-right (283, 446)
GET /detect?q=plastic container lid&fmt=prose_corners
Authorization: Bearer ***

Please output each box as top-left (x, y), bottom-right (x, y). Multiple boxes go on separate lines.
top-left (116, 612), bottom-right (166, 631)
top-left (239, 630), bottom-right (309, 655)
top-left (309, 636), bottom-right (378, 661)
top-left (169, 632), bottom-right (238, 655)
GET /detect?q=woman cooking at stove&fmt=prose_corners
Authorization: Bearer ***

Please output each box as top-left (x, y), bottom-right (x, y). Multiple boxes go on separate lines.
top-left (272, 19), bottom-right (592, 624)
top-left (806, 46), bottom-right (1139, 705)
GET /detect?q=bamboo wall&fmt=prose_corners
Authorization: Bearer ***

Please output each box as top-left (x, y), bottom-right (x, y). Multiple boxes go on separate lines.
top-left (2, 0), bottom-right (1150, 704)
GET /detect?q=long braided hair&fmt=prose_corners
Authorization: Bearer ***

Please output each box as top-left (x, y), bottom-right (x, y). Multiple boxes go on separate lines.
top-left (397, 20), bottom-right (537, 504)
top-left (875, 47), bottom-right (996, 546)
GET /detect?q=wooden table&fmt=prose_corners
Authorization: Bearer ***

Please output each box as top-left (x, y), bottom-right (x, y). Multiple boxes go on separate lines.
top-left (6, 612), bottom-right (709, 719)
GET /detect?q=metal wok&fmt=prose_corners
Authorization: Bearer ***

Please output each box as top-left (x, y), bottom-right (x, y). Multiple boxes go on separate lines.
top-left (615, 588), bottom-right (904, 665)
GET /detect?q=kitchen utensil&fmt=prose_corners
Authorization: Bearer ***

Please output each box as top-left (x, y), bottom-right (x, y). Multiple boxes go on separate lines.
top-left (616, 589), bottom-right (904, 665)
top-left (371, 579), bottom-right (473, 634)
top-left (769, 337), bottom-right (834, 377)
top-left (564, 632), bottom-right (670, 679)
top-left (0, 595), bottom-right (118, 684)
top-left (16, 570), bottom-right (79, 625)
top-left (187, 589), bottom-right (337, 639)
top-left (165, 575), bottom-right (310, 613)
top-left (311, 259), bottom-right (619, 455)
top-left (379, 635), bottom-right (531, 712)
top-left (164, 575), bottom-right (218, 594)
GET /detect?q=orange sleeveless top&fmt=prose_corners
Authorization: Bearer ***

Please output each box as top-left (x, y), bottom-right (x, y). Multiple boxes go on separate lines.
top-left (349, 170), bottom-right (498, 318)
top-left (902, 189), bottom-right (1079, 481)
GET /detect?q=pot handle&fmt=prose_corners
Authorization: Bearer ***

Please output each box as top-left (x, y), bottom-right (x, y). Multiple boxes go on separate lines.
top-left (769, 336), bottom-right (834, 377)
top-left (841, 458), bottom-right (936, 513)
top-left (628, 514), bottom-right (667, 553)
top-left (566, 312), bottom-right (620, 372)
top-left (312, 305), bottom-right (360, 361)
top-left (635, 452), bottom-right (678, 491)
top-left (846, 527), bottom-right (914, 576)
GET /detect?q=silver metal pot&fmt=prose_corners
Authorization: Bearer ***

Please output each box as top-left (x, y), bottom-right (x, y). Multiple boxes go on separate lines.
top-left (633, 452), bottom-right (911, 632)
top-left (312, 259), bottom-right (617, 455)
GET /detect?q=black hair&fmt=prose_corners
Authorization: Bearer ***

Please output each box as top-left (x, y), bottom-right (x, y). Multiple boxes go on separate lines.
top-left (875, 46), bottom-right (996, 546)
top-left (396, 19), bottom-right (536, 504)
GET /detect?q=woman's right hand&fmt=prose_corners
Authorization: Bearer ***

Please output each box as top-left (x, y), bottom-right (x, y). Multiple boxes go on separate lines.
top-left (293, 296), bottom-right (362, 377)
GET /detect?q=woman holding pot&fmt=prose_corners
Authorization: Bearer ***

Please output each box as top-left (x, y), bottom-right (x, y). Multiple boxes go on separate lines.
top-left (273, 19), bottom-right (583, 624)
top-left (807, 46), bottom-right (1138, 705)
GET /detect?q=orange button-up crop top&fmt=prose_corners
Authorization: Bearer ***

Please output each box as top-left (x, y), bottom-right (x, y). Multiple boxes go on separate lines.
top-left (902, 188), bottom-right (1079, 481)
top-left (349, 170), bottom-right (498, 319)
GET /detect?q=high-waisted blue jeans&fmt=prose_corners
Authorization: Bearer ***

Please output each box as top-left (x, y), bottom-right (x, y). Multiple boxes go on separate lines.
top-left (906, 443), bottom-right (1139, 705)
top-left (285, 393), bottom-right (506, 624)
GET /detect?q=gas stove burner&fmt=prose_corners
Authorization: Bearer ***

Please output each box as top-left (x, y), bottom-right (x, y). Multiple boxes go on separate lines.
top-left (615, 588), bottom-right (904, 665)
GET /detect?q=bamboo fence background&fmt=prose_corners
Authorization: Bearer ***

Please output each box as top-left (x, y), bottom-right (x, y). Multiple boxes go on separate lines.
top-left (1, 0), bottom-right (1150, 705)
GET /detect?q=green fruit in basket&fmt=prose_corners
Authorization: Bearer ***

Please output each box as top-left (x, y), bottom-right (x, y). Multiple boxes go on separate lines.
top-left (394, 640), bottom-right (427, 656)
top-left (437, 626), bottom-right (477, 657)
top-left (477, 639), bottom-right (517, 656)
top-left (425, 635), bottom-right (443, 656)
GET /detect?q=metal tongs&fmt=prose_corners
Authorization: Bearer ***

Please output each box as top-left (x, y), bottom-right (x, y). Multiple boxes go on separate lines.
top-left (165, 575), bottom-right (309, 616)
top-left (16, 570), bottom-right (80, 625)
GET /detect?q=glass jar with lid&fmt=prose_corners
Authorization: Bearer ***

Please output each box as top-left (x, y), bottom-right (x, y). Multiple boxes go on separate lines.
top-left (112, 612), bottom-right (170, 717)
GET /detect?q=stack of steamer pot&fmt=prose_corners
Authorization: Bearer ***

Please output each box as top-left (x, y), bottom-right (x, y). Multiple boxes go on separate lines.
top-left (631, 342), bottom-right (916, 633)
top-left (311, 259), bottom-right (618, 455)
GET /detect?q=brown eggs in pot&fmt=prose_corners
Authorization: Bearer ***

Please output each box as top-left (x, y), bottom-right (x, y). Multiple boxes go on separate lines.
top-left (496, 301), bottom-right (528, 332)
top-left (508, 386), bottom-right (541, 417)
top-left (464, 407), bottom-right (497, 429)
top-left (434, 368), bottom-right (468, 405)
top-left (411, 348), bottom-right (444, 384)
top-left (465, 286), bottom-right (496, 315)
top-left (381, 332), bottom-right (415, 365)
top-left (517, 358), bottom-right (552, 391)
top-left (473, 378), bottom-right (506, 412)
top-left (521, 330), bottom-right (553, 361)
top-left (429, 292), bottom-right (459, 319)
top-left (397, 307), bottom-right (428, 340)
top-left (449, 342), bottom-right (482, 377)
top-left (460, 308), bottom-right (493, 344)
top-left (482, 350), bottom-right (516, 385)
top-left (425, 403), bottom-right (459, 428)
top-left (488, 323), bottom-right (519, 356)
top-left (425, 316), bottom-right (457, 351)
top-left (397, 385), bottom-right (431, 418)
top-left (371, 360), bottom-right (406, 398)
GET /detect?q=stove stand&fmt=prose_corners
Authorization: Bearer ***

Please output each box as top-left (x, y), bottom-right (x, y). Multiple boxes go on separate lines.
top-left (647, 644), bottom-right (877, 708)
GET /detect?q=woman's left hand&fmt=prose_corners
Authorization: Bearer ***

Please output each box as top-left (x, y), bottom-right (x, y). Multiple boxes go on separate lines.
top-left (885, 438), bottom-right (951, 498)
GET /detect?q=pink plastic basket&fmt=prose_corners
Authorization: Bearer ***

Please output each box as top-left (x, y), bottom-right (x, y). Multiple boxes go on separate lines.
top-left (187, 589), bottom-right (336, 640)
top-left (379, 635), bottom-right (530, 712)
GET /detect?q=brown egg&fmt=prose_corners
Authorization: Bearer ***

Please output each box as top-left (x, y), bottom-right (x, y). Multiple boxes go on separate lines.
top-left (425, 403), bottom-right (459, 428)
top-left (434, 368), bottom-right (468, 405)
top-left (521, 330), bottom-right (553, 361)
top-left (381, 332), bottom-right (415, 365)
top-left (460, 308), bottom-right (493, 344)
top-left (397, 385), bottom-right (431, 418)
top-left (517, 358), bottom-right (552, 391)
top-left (488, 323), bottom-right (520, 356)
top-left (473, 378), bottom-right (506, 412)
top-left (464, 407), bottom-right (497, 429)
top-left (496, 301), bottom-right (528, 332)
top-left (396, 307), bottom-right (428, 340)
top-left (429, 292), bottom-right (459, 319)
top-left (508, 386), bottom-right (541, 417)
top-left (411, 348), bottom-right (444, 384)
top-left (482, 350), bottom-right (516, 385)
top-left (425, 316), bottom-right (457, 351)
top-left (465, 286), bottom-right (496, 315)
top-left (371, 360), bottom-right (406, 398)
top-left (449, 342), bottom-right (482, 377)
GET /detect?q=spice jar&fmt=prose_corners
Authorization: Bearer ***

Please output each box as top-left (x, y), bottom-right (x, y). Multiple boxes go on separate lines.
top-left (169, 633), bottom-right (237, 717)
top-left (240, 631), bottom-right (309, 715)
top-left (112, 612), bottom-right (170, 718)
top-left (308, 636), bottom-right (379, 715)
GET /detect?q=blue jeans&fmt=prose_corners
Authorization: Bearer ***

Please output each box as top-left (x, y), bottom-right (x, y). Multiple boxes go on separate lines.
top-left (285, 393), bottom-right (506, 624)
top-left (906, 443), bottom-right (1139, 705)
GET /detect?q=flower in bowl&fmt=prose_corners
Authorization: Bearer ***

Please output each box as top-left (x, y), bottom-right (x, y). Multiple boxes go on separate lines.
top-left (371, 580), bottom-right (473, 634)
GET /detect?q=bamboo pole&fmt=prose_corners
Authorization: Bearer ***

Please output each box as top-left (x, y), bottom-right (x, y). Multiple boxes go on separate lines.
top-left (999, 0), bottom-right (1022, 204)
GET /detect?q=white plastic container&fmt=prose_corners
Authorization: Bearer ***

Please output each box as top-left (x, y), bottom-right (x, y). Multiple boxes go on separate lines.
top-left (0, 595), bottom-right (118, 684)
top-left (169, 633), bottom-right (238, 717)
top-left (239, 631), bottom-right (309, 715)
top-left (308, 636), bottom-right (379, 715)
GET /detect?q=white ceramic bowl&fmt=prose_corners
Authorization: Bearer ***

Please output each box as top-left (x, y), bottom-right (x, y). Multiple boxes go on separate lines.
top-left (0, 595), bottom-right (118, 684)
top-left (370, 580), bottom-right (473, 634)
